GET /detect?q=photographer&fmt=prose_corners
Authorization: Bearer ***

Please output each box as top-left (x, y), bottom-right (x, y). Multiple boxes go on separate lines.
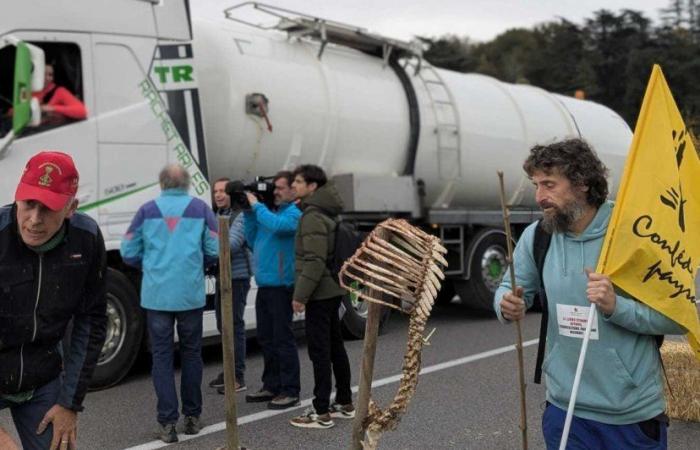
top-left (242, 171), bottom-right (301, 410)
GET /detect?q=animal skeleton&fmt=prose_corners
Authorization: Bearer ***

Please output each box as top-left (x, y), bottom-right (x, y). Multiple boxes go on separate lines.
top-left (339, 219), bottom-right (447, 449)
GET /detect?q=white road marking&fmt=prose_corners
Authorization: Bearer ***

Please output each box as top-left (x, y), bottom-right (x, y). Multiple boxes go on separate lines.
top-left (123, 338), bottom-right (539, 450)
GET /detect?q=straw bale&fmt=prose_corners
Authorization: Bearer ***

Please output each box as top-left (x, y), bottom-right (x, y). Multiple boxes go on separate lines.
top-left (661, 341), bottom-right (700, 422)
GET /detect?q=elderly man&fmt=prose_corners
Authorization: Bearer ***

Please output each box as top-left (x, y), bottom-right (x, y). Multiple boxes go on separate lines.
top-left (121, 164), bottom-right (218, 443)
top-left (0, 151), bottom-right (107, 450)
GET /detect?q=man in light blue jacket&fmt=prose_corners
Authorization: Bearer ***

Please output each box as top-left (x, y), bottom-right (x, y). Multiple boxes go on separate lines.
top-left (121, 164), bottom-right (218, 443)
top-left (495, 139), bottom-right (686, 450)
top-left (243, 170), bottom-right (302, 410)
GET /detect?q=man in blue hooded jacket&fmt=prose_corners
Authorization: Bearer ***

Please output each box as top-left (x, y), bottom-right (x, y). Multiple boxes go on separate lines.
top-left (495, 139), bottom-right (686, 450)
top-left (121, 164), bottom-right (219, 443)
top-left (243, 170), bottom-right (301, 410)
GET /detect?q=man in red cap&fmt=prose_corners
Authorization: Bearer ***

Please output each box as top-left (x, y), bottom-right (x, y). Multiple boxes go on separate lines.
top-left (0, 151), bottom-right (107, 449)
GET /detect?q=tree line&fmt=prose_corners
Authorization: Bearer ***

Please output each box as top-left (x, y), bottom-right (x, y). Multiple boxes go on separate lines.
top-left (420, 3), bottom-right (700, 137)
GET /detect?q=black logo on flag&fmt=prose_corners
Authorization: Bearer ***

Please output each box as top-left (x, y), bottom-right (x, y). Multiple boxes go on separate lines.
top-left (659, 128), bottom-right (688, 232)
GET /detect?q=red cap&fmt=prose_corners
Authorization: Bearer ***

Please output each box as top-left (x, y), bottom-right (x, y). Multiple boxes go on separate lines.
top-left (15, 151), bottom-right (79, 211)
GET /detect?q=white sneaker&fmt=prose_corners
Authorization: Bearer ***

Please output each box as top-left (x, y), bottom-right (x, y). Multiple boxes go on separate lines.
top-left (329, 402), bottom-right (356, 419)
top-left (290, 407), bottom-right (335, 429)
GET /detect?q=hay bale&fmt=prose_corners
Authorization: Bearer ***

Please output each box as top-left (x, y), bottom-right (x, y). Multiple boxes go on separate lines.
top-left (661, 341), bottom-right (700, 422)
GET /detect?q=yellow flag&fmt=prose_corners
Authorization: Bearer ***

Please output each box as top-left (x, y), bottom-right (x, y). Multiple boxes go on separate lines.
top-left (597, 65), bottom-right (700, 361)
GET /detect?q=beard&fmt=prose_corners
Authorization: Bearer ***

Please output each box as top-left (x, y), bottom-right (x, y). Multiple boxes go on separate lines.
top-left (540, 197), bottom-right (587, 234)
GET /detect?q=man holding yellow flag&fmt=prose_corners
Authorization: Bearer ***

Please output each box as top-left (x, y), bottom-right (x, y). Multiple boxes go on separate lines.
top-left (495, 135), bottom-right (688, 449)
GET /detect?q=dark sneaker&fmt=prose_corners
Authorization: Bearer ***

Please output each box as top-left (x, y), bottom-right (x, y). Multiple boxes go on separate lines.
top-left (216, 382), bottom-right (247, 395)
top-left (329, 402), bottom-right (356, 419)
top-left (183, 416), bottom-right (201, 435)
top-left (290, 407), bottom-right (335, 429)
top-left (245, 389), bottom-right (276, 403)
top-left (268, 395), bottom-right (300, 410)
top-left (208, 372), bottom-right (225, 388)
top-left (156, 423), bottom-right (178, 443)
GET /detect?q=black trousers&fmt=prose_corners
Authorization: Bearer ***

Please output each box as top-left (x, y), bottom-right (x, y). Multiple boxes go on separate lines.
top-left (305, 296), bottom-right (352, 414)
top-left (255, 287), bottom-right (300, 397)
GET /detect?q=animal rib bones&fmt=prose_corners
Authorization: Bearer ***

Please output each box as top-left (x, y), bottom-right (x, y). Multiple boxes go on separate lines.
top-left (339, 219), bottom-right (447, 449)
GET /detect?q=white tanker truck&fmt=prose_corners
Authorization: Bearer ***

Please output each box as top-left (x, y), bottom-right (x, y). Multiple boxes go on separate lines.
top-left (0, 0), bottom-right (632, 388)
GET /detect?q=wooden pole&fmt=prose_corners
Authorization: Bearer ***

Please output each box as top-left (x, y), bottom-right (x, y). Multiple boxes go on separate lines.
top-left (351, 299), bottom-right (383, 450)
top-left (217, 216), bottom-right (241, 450)
top-left (497, 172), bottom-right (528, 450)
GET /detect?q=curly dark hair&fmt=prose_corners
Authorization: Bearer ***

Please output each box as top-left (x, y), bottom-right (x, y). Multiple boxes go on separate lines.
top-left (523, 139), bottom-right (609, 208)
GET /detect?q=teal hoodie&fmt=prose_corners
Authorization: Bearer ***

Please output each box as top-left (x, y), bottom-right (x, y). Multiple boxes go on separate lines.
top-left (494, 201), bottom-right (685, 424)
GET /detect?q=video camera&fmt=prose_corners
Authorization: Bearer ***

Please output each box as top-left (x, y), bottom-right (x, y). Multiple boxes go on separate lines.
top-left (225, 176), bottom-right (276, 210)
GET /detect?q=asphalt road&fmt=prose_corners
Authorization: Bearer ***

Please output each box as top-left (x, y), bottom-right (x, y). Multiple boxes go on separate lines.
top-left (3, 301), bottom-right (699, 449)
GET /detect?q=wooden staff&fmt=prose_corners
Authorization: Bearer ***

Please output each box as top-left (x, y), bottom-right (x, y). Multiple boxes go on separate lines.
top-left (217, 216), bottom-right (245, 450)
top-left (351, 299), bottom-right (382, 450)
top-left (497, 172), bottom-right (528, 450)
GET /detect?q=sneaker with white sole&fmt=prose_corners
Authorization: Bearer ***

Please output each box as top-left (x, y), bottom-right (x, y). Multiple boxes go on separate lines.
top-left (245, 389), bottom-right (276, 403)
top-left (216, 382), bottom-right (247, 395)
top-left (290, 407), bottom-right (335, 429)
top-left (267, 395), bottom-right (300, 410)
top-left (329, 402), bottom-right (356, 419)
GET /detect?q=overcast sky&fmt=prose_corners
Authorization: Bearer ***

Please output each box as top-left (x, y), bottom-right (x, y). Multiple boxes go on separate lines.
top-left (192, 0), bottom-right (669, 42)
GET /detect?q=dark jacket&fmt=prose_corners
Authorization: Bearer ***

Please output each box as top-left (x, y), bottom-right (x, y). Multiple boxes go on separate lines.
top-left (293, 181), bottom-right (347, 304)
top-left (0, 204), bottom-right (107, 411)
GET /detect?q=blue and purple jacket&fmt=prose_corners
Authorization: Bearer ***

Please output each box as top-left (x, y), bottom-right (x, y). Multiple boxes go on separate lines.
top-left (120, 189), bottom-right (219, 311)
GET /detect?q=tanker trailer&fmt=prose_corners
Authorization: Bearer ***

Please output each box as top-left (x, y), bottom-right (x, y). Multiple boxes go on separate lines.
top-left (0, 0), bottom-right (632, 388)
top-left (194, 4), bottom-right (632, 315)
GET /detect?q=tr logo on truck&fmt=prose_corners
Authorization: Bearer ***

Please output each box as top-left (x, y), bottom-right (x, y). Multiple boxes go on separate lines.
top-left (153, 64), bottom-right (194, 84)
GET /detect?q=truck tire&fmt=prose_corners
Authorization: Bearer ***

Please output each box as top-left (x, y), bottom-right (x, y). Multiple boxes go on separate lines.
top-left (340, 293), bottom-right (391, 340)
top-left (89, 269), bottom-right (144, 390)
top-left (456, 229), bottom-right (509, 311)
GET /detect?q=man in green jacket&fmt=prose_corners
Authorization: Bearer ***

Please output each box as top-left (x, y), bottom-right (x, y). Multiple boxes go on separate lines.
top-left (289, 164), bottom-right (354, 429)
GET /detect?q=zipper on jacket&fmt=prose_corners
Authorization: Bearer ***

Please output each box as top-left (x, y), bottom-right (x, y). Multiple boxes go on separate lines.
top-left (32, 254), bottom-right (43, 342)
top-left (17, 344), bottom-right (24, 391)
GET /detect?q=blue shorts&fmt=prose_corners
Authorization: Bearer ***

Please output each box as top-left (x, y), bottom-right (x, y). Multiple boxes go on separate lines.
top-left (542, 402), bottom-right (668, 450)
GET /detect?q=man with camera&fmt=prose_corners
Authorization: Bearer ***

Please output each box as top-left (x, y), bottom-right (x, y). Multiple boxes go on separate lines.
top-left (243, 171), bottom-right (302, 409)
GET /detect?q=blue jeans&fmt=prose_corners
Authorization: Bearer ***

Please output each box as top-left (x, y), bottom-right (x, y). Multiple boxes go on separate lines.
top-left (146, 308), bottom-right (203, 425)
top-left (255, 287), bottom-right (300, 397)
top-left (215, 279), bottom-right (250, 384)
top-left (0, 377), bottom-right (61, 450)
top-left (543, 402), bottom-right (668, 450)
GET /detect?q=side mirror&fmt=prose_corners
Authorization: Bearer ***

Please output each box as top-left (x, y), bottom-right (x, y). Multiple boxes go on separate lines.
top-left (13, 41), bottom-right (45, 134)
top-left (12, 42), bottom-right (33, 134)
top-left (0, 37), bottom-right (44, 158)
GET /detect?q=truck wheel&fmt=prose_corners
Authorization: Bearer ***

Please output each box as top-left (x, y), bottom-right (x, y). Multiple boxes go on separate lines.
top-left (89, 269), bottom-right (144, 390)
top-left (456, 229), bottom-right (509, 311)
top-left (340, 292), bottom-right (391, 340)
